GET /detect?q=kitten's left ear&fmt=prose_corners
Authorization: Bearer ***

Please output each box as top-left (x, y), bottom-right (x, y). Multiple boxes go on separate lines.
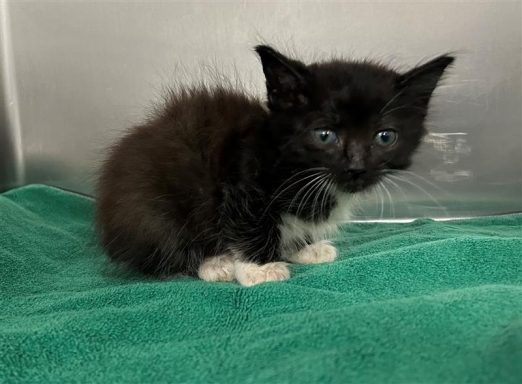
top-left (255, 45), bottom-right (311, 111)
top-left (397, 54), bottom-right (455, 105)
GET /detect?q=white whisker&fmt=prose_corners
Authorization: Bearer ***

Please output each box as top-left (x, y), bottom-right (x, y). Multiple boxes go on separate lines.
top-left (380, 181), bottom-right (395, 218)
top-left (262, 168), bottom-right (327, 216)
top-left (309, 177), bottom-right (327, 219)
top-left (392, 170), bottom-right (450, 196)
top-left (382, 104), bottom-right (425, 117)
top-left (296, 175), bottom-right (328, 217)
top-left (375, 183), bottom-right (385, 219)
top-left (382, 176), bottom-right (414, 216)
top-left (387, 174), bottom-right (449, 216)
top-left (320, 179), bottom-right (335, 219)
top-left (380, 89), bottom-right (406, 114)
top-left (287, 173), bottom-right (326, 215)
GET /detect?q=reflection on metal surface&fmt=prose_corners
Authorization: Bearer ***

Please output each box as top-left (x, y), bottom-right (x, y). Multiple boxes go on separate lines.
top-left (0, 0), bottom-right (24, 190)
top-left (424, 132), bottom-right (472, 182)
top-left (425, 132), bottom-right (472, 165)
top-left (430, 170), bottom-right (473, 183)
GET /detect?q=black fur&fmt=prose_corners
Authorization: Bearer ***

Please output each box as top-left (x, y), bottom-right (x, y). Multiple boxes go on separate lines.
top-left (96, 45), bottom-right (454, 276)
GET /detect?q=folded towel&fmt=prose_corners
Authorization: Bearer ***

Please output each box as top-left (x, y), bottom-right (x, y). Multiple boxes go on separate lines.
top-left (1, 184), bottom-right (520, 383)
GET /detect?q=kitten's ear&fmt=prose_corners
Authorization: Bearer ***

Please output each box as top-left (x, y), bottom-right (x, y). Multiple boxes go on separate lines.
top-left (255, 45), bottom-right (310, 111)
top-left (397, 54), bottom-right (455, 105)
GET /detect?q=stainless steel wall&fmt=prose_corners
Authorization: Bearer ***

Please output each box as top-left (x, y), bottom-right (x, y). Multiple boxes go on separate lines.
top-left (1, 0), bottom-right (521, 219)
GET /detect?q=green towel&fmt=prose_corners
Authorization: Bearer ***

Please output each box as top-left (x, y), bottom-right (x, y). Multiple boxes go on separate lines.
top-left (1, 184), bottom-right (521, 384)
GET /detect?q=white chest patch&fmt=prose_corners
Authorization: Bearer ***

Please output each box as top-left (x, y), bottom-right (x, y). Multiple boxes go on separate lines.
top-left (278, 191), bottom-right (352, 257)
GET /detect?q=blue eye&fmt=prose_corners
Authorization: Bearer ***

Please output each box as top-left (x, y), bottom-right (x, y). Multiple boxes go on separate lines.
top-left (374, 130), bottom-right (398, 147)
top-left (313, 129), bottom-right (338, 145)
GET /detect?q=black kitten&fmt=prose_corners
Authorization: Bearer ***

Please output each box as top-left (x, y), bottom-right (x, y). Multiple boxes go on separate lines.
top-left (96, 45), bottom-right (454, 286)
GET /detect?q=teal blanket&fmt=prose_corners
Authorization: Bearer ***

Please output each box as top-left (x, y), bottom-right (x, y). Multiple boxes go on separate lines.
top-left (1, 185), bottom-right (521, 383)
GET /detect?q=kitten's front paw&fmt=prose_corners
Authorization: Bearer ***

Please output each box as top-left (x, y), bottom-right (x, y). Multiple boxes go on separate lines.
top-left (234, 261), bottom-right (290, 287)
top-left (198, 254), bottom-right (235, 282)
top-left (288, 240), bottom-right (338, 264)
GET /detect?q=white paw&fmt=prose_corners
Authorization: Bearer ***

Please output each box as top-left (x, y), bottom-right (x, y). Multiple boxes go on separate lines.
top-left (198, 254), bottom-right (235, 282)
top-left (288, 240), bottom-right (337, 264)
top-left (234, 261), bottom-right (290, 287)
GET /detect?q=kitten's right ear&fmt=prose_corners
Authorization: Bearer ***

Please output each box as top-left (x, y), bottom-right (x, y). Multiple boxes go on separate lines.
top-left (254, 45), bottom-right (310, 111)
top-left (397, 54), bottom-right (455, 106)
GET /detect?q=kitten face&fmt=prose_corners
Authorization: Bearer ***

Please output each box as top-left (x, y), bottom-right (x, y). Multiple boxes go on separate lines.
top-left (256, 46), bottom-right (454, 193)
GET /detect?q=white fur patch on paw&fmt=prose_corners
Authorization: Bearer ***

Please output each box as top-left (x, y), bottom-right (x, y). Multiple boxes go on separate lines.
top-left (234, 261), bottom-right (290, 287)
top-left (287, 240), bottom-right (337, 264)
top-left (198, 254), bottom-right (235, 282)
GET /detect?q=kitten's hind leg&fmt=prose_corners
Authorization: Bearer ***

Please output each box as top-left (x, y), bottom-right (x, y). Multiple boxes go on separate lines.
top-left (286, 240), bottom-right (337, 264)
top-left (198, 254), bottom-right (235, 282)
top-left (234, 259), bottom-right (290, 287)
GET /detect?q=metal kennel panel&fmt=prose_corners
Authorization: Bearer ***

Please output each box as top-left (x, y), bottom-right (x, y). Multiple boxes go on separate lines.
top-left (0, 1), bottom-right (520, 219)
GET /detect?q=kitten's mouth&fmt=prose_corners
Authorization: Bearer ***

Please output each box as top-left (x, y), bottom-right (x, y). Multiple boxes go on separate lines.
top-left (337, 174), bottom-right (379, 193)
top-left (343, 183), bottom-right (370, 193)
